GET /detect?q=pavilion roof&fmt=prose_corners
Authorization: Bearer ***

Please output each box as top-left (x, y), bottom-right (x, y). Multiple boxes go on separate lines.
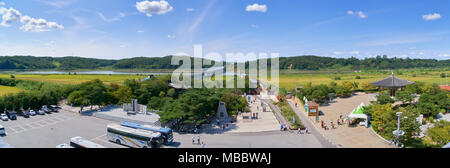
top-left (371, 73), bottom-right (414, 88)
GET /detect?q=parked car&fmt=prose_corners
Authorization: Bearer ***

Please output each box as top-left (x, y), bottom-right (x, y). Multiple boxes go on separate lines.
top-left (42, 106), bottom-right (51, 114)
top-left (0, 125), bottom-right (5, 135)
top-left (6, 111), bottom-right (17, 120)
top-left (50, 105), bottom-right (60, 112)
top-left (22, 111), bottom-right (31, 118)
top-left (37, 110), bottom-right (45, 115)
top-left (0, 114), bottom-right (8, 121)
top-left (29, 110), bottom-right (36, 116)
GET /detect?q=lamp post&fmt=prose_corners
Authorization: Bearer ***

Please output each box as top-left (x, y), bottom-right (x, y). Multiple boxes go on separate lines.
top-left (392, 112), bottom-right (405, 148)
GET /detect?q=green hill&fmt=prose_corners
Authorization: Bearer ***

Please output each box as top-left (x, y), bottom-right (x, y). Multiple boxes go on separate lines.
top-left (0, 55), bottom-right (448, 71)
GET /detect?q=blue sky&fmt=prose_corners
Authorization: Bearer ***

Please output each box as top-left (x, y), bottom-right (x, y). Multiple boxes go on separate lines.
top-left (0, 0), bottom-right (449, 60)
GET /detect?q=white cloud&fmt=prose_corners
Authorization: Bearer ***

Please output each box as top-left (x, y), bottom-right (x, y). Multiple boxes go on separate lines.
top-left (357, 11), bottom-right (367, 18)
top-left (186, 8), bottom-right (194, 12)
top-left (0, 7), bottom-right (21, 26)
top-left (167, 35), bottom-right (176, 39)
top-left (20, 17), bottom-right (64, 32)
top-left (439, 54), bottom-right (450, 57)
top-left (333, 51), bottom-right (345, 55)
top-left (246, 4), bottom-right (267, 13)
top-left (136, 0), bottom-right (173, 17)
top-left (351, 51), bottom-right (360, 55)
top-left (137, 30), bottom-right (145, 33)
top-left (251, 24), bottom-right (258, 28)
top-left (0, 7), bottom-right (63, 32)
top-left (422, 13), bottom-right (441, 21)
top-left (347, 10), bottom-right (367, 19)
top-left (0, 2), bottom-right (5, 6)
top-left (173, 52), bottom-right (190, 57)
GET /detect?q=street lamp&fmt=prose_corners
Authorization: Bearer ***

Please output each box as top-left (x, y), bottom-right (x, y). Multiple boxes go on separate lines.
top-left (392, 112), bottom-right (405, 148)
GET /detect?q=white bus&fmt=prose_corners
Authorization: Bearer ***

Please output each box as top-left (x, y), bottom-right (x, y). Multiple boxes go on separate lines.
top-left (107, 123), bottom-right (163, 148)
top-left (70, 136), bottom-right (107, 148)
top-left (120, 121), bottom-right (174, 144)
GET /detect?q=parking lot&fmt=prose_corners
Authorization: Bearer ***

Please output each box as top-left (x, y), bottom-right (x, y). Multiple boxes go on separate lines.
top-left (1, 108), bottom-right (326, 148)
top-left (1, 110), bottom-right (126, 148)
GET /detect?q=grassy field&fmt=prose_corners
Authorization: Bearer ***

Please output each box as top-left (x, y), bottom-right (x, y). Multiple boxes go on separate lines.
top-left (278, 70), bottom-right (450, 90)
top-left (0, 70), bottom-right (448, 89)
top-left (0, 85), bottom-right (22, 96)
top-left (0, 74), bottom-right (146, 85)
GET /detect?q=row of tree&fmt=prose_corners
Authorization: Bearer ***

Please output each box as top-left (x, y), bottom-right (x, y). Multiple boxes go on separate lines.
top-left (1, 55), bottom-right (449, 71)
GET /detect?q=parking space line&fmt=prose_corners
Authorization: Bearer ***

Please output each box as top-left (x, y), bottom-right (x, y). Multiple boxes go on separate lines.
top-left (38, 121), bottom-right (48, 126)
top-left (45, 118), bottom-right (57, 124)
top-left (6, 127), bottom-right (17, 134)
top-left (51, 117), bottom-right (62, 122)
top-left (22, 124), bottom-right (33, 130)
top-left (91, 134), bottom-right (107, 141)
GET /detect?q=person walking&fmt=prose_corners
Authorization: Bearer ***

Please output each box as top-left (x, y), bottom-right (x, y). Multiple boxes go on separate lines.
top-left (305, 127), bottom-right (309, 134)
top-left (297, 127), bottom-right (301, 134)
top-left (201, 142), bottom-right (205, 148)
top-left (192, 136), bottom-right (195, 144)
top-left (197, 136), bottom-right (201, 145)
top-left (281, 124), bottom-right (284, 131)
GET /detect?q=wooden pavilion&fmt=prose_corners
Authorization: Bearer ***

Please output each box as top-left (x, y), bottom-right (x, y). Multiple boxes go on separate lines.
top-left (371, 72), bottom-right (414, 97)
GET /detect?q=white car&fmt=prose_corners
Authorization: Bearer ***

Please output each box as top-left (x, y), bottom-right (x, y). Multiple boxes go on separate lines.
top-left (0, 125), bottom-right (5, 135)
top-left (29, 110), bottom-right (36, 116)
top-left (36, 110), bottom-right (45, 115)
top-left (0, 114), bottom-right (8, 121)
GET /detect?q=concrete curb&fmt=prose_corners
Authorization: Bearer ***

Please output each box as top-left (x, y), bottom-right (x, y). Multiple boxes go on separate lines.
top-left (368, 125), bottom-right (395, 147)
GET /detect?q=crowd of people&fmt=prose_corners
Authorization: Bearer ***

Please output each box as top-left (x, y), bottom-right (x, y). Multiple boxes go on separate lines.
top-left (320, 114), bottom-right (346, 130)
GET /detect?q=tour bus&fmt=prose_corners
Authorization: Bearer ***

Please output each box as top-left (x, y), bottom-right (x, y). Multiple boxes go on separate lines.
top-left (120, 121), bottom-right (174, 144)
top-left (107, 123), bottom-right (163, 148)
top-left (69, 136), bottom-right (107, 148)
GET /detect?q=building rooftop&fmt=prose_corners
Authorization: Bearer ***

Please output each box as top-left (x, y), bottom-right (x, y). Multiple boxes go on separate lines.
top-left (371, 73), bottom-right (414, 88)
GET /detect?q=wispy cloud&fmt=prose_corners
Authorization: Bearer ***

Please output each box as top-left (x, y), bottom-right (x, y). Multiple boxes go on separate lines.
top-left (358, 38), bottom-right (433, 47)
top-left (35, 0), bottom-right (77, 8)
top-left (347, 10), bottom-right (367, 18)
top-left (97, 12), bottom-right (125, 22)
top-left (188, 0), bottom-right (217, 33)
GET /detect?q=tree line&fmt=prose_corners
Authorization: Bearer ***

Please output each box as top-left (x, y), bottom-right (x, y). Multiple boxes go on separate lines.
top-left (1, 55), bottom-right (448, 71)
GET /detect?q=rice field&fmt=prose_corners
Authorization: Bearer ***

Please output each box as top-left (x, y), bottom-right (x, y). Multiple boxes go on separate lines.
top-left (0, 85), bottom-right (22, 96)
top-left (0, 74), bottom-right (146, 85)
top-left (278, 70), bottom-right (450, 90)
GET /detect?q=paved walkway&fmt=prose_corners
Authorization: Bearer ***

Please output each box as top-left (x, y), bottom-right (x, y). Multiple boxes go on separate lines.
top-left (261, 97), bottom-right (336, 148)
top-left (200, 95), bottom-right (280, 134)
top-left (260, 98), bottom-right (289, 127)
top-left (290, 93), bottom-right (394, 148)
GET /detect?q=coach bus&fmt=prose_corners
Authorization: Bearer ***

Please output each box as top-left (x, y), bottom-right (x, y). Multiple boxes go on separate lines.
top-left (70, 136), bottom-right (107, 148)
top-left (120, 121), bottom-right (173, 144)
top-left (107, 123), bottom-right (163, 148)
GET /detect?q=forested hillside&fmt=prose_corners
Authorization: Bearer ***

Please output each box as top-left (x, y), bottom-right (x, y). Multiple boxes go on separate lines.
top-left (0, 55), bottom-right (448, 71)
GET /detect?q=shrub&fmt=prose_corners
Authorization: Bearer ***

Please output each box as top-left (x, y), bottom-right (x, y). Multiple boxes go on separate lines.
top-left (376, 94), bottom-right (395, 105)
